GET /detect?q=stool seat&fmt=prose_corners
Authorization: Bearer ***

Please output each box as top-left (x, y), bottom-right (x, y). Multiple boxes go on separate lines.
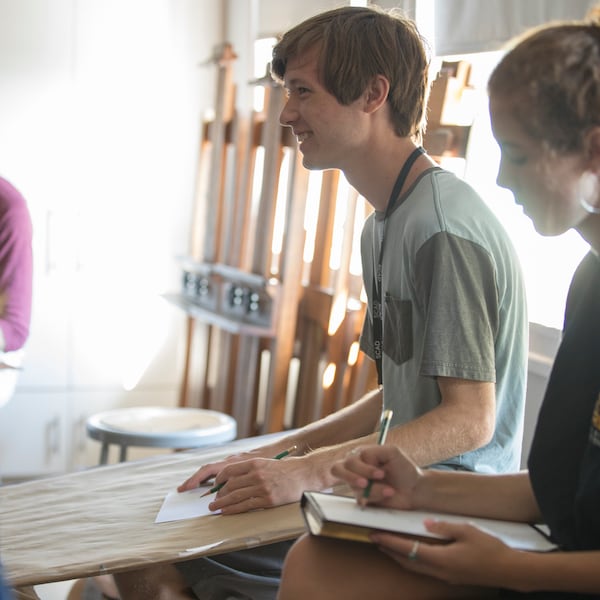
top-left (86, 407), bottom-right (237, 464)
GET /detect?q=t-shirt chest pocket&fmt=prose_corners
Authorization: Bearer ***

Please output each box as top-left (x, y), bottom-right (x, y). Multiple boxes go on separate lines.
top-left (383, 293), bottom-right (413, 365)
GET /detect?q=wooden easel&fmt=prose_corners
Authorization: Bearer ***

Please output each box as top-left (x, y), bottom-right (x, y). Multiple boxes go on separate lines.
top-left (167, 44), bottom-right (377, 438)
top-left (423, 60), bottom-right (473, 161)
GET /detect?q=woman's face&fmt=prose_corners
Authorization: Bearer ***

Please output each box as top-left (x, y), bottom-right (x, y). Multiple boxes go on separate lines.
top-left (489, 95), bottom-right (593, 237)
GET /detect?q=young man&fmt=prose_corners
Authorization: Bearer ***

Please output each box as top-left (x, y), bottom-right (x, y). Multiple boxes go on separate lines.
top-left (278, 8), bottom-right (600, 598)
top-left (113, 6), bottom-right (528, 599)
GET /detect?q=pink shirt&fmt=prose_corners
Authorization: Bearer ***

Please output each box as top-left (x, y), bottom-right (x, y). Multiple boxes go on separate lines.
top-left (0, 177), bottom-right (33, 351)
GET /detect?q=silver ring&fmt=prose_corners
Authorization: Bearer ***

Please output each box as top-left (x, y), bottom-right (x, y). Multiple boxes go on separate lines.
top-left (408, 540), bottom-right (420, 561)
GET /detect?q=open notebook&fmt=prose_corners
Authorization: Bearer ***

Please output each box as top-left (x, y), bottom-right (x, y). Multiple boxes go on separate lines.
top-left (301, 491), bottom-right (557, 552)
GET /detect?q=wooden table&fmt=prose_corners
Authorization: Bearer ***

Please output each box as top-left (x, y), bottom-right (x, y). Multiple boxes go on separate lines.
top-left (0, 435), bottom-right (305, 591)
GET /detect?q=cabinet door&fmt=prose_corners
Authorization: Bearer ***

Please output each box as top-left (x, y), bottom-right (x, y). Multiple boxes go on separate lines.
top-left (0, 392), bottom-right (68, 479)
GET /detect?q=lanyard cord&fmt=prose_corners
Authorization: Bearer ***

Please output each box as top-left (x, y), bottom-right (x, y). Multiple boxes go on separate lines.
top-left (372, 146), bottom-right (425, 386)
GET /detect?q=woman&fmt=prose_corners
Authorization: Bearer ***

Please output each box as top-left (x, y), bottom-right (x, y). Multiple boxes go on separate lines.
top-left (277, 8), bottom-right (600, 600)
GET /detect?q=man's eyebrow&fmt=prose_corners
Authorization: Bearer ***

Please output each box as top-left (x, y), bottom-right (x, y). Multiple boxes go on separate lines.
top-left (284, 76), bottom-right (310, 89)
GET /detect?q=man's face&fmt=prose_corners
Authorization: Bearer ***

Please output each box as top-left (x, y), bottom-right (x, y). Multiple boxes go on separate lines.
top-left (279, 48), bottom-right (369, 172)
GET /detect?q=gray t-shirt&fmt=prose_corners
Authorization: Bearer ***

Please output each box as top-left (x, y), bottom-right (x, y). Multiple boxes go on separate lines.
top-left (360, 167), bottom-right (528, 473)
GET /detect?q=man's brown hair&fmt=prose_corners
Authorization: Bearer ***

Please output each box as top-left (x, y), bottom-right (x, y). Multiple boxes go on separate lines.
top-left (271, 5), bottom-right (431, 141)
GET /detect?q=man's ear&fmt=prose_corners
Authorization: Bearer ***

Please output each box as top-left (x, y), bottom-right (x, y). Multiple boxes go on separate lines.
top-left (583, 126), bottom-right (600, 173)
top-left (363, 75), bottom-right (390, 113)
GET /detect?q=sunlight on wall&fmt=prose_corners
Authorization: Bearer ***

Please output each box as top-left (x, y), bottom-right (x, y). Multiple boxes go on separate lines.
top-left (302, 171), bottom-right (322, 264)
top-left (270, 148), bottom-right (291, 273)
top-left (253, 37), bottom-right (277, 112)
top-left (64, 2), bottom-right (201, 390)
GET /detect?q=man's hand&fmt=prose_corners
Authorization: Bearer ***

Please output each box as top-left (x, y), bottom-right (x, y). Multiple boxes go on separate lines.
top-left (197, 456), bottom-right (309, 514)
top-left (177, 445), bottom-right (313, 514)
top-left (177, 449), bottom-right (264, 492)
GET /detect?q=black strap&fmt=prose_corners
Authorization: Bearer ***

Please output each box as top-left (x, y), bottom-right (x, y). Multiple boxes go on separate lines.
top-left (372, 146), bottom-right (425, 386)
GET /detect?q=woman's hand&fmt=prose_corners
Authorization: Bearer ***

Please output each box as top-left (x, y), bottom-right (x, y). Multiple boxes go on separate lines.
top-left (372, 519), bottom-right (515, 588)
top-left (331, 444), bottom-right (423, 510)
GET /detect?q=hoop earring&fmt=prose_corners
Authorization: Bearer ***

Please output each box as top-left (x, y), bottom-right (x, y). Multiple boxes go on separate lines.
top-left (578, 171), bottom-right (600, 214)
top-left (580, 196), bottom-right (600, 214)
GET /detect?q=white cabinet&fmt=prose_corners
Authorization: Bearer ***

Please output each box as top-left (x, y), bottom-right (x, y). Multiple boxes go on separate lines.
top-left (0, 387), bottom-right (184, 478)
top-left (0, 393), bottom-right (68, 477)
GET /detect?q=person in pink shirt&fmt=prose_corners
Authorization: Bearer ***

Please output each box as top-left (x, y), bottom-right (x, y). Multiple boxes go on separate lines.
top-left (0, 176), bottom-right (32, 407)
top-left (0, 176), bottom-right (33, 599)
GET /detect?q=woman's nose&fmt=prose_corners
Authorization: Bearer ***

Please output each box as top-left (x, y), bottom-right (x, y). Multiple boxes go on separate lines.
top-left (495, 158), bottom-right (511, 191)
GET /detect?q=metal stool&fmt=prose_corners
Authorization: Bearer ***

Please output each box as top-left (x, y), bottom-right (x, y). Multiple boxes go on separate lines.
top-left (86, 406), bottom-right (237, 465)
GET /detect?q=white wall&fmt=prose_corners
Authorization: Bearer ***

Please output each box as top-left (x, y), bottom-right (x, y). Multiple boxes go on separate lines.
top-left (0, 0), bottom-right (223, 474)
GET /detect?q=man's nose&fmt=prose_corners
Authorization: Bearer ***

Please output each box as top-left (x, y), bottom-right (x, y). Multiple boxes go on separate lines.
top-left (279, 96), bottom-right (296, 127)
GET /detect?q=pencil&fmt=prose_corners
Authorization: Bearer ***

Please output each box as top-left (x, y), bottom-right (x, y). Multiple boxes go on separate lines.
top-left (361, 409), bottom-right (393, 506)
top-left (199, 445), bottom-right (299, 498)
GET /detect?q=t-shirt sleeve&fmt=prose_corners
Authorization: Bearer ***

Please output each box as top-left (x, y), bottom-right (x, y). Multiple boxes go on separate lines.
top-left (414, 231), bottom-right (499, 382)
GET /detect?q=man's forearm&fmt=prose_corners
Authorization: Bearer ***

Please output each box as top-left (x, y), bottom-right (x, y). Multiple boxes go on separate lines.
top-left (259, 388), bottom-right (384, 491)
top-left (386, 408), bottom-right (488, 467)
top-left (233, 387), bottom-right (382, 473)
top-left (284, 387), bottom-right (383, 455)
top-left (386, 379), bottom-right (496, 467)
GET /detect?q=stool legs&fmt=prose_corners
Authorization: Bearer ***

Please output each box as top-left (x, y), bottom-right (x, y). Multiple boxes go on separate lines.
top-left (98, 442), bottom-right (128, 465)
top-left (99, 443), bottom-right (109, 465)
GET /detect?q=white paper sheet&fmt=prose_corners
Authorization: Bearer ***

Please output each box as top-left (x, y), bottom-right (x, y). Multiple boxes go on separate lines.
top-left (155, 487), bottom-right (221, 523)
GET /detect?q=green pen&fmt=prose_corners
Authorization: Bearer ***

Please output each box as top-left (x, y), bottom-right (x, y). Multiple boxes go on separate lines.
top-left (361, 409), bottom-right (393, 505)
top-left (200, 445), bottom-right (298, 498)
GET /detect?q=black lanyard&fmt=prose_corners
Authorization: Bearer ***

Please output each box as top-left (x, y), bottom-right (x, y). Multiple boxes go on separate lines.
top-left (372, 146), bottom-right (424, 386)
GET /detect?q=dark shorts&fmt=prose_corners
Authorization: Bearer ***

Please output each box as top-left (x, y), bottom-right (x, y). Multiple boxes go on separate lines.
top-left (175, 540), bottom-right (294, 600)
